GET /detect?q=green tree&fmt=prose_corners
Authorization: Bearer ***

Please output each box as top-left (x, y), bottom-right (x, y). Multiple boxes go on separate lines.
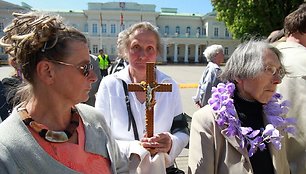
top-left (211, 0), bottom-right (304, 39)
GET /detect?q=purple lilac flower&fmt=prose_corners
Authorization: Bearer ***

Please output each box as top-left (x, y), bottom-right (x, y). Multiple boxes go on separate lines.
top-left (248, 130), bottom-right (260, 138)
top-left (267, 116), bottom-right (285, 127)
top-left (226, 83), bottom-right (235, 94)
top-left (225, 124), bottom-right (236, 137)
top-left (240, 127), bottom-right (253, 135)
top-left (284, 127), bottom-right (296, 135)
top-left (262, 124), bottom-right (277, 136)
top-left (271, 137), bottom-right (282, 150)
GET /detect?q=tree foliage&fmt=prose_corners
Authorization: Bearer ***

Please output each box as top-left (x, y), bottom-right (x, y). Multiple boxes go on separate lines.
top-left (211, 0), bottom-right (304, 39)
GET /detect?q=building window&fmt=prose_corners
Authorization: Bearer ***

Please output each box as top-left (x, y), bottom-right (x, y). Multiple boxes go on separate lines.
top-left (177, 47), bottom-right (180, 55)
top-left (224, 47), bottom-right (229, 55)
top-left (188, 47), bottom-right (191, 55)
top-left (111, 24), bottom-right (116, 33)
top-left (186, 27), bottom-right (191, 35)
top-left (93, 45), bottom-right (98, 54)
top-left (167, 46), bottom-right (169, 55)
top-left (197, 27), bottom-right (201, 34)
top-left (84, 23), bottom-right (88, 32)
top-left (176, 26), bottom-right (180, 35)
top-left (92, 24), bottom-right (98, 35)
top-left (102, 24), bottom-right (107, 33)
top-left (225, 28), bottom-right (230, 37)
top-left (72, 24), bottom-right (78, 29)
top-left (165, 26), bottom-right (169, 35)
top-left (214, 27), bottom-right (219, 37)
top-left (202, 27), bottom-right (206, 36)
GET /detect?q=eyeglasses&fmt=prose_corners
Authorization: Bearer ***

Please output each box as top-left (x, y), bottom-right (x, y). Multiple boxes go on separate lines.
top-left (48, 60), bottom-right (93, 77)
top-left (264, 65), bottom-right (285, 79)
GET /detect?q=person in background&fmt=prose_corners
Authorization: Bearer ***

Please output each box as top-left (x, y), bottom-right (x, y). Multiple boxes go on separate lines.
top-left (1, 57), bottom-right (23, 115)
top-left (188, 40), bottom-right (294, 174)
top-left (192, 44), bottom-right (224, 108)
top-left (98, 49), bottom-right (111, 78)
top-left (276, 3), bottom-right (306, 173)
top-left (0, 81), bottom-right (9, 122)
top-left (0, 11), bottom-right (128, 173)
top-left (95, 21), bottom-right (189, 173)
top-left (84, 53), bottom-right (102, 106)
top-left (266, 29), bottom-right (286, 47)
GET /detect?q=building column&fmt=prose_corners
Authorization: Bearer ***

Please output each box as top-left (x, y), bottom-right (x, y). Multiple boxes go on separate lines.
top-left (163, 44), bottom-right (167, 63)
top-left (184, 44), bottom-right (189, 63)
top-left (174, 44), bottom-right (178, 63)
top-left (195, 44), bottom-right (199, 63)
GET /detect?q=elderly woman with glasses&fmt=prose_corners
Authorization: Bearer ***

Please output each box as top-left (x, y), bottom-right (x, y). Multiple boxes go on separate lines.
top-left (188, 40), bottom-right (295, 174)
top-left (0, 11), bottom-right (128, 174)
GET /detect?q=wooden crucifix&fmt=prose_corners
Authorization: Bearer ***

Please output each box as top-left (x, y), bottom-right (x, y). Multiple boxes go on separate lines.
top-left (128, 62), bottom-right (172, 138)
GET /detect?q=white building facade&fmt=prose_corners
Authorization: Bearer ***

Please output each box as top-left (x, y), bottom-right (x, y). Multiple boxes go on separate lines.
top-left (0, 1), bottom-right (240, 63)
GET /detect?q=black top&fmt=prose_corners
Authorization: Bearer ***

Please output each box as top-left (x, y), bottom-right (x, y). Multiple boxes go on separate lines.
top-left (233, 90), bottom-right (274, 174)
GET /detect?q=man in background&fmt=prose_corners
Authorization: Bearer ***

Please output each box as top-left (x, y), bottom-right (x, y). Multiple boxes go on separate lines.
top-left (97, 49), bottom-right (111, 78)
top-left (276, 4), bottom-right (306, 174)
top-left (84, 53), bottom-right (102, 106)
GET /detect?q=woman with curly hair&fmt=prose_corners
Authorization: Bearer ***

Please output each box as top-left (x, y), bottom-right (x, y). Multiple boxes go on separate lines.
top-left (0, 11), bottom-right (128, 174)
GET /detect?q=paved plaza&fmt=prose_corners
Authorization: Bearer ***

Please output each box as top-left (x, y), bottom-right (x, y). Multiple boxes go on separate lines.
top-left (0, 64), bottom-right (206, 173)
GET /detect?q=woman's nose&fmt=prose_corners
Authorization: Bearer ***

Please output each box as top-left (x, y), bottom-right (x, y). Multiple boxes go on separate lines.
top-left (88, 70), bottom-right (97, 83)
top-left (272, 74), bottom-right (282, 84)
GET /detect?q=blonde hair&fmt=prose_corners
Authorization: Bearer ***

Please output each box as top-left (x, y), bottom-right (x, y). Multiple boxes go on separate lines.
top-left (0, 11), bottom-right (87, 103)
top-left (0, 11), bottom-right (87, 83)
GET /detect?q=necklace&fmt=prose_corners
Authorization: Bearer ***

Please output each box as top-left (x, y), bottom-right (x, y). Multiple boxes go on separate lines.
top-left (208, 82), bottom-right (296, 157)
top-left (19, 108), bottom-right (79, 143)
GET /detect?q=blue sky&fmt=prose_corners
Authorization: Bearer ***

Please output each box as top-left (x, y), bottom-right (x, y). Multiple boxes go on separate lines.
top-left (5, 0), bottom-right (214, 14)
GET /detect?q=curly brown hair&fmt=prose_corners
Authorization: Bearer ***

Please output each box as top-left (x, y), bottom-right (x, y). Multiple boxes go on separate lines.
top-left (0, 11), bottom-right (87, 83)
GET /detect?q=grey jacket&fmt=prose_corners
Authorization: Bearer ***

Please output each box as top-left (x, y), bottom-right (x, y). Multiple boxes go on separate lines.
top-left (192, 62), bottom-right (221, 107)
top-left (0, 104), bottom-right (128, 174)
top-left (188, 105), bottom-right (290, 174)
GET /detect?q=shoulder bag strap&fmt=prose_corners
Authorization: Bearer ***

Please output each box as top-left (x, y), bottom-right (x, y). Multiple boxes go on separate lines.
top-left (122, 80), bottom-right (139, 140)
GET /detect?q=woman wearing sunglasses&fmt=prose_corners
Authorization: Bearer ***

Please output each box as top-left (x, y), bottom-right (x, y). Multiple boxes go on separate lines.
top-left (0, 11), bottom-right (128, 174)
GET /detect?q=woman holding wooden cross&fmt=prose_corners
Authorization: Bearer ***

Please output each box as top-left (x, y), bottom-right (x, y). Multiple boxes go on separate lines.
top-left (95, 22), bottom-right (189, 173)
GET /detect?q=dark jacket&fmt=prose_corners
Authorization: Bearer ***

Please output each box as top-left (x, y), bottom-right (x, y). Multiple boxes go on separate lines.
top-left (0, 81), bottom-right (9, 121)
top-left (1, 76), bottom-right (22, 114)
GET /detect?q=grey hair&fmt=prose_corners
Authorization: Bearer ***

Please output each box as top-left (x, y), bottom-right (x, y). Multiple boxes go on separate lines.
top-left (203, 44), bottom-right (224, 62)
top-left (117, 21), bottom-right (162, 60)
top-left (220, 40), bottom-right (283, 82)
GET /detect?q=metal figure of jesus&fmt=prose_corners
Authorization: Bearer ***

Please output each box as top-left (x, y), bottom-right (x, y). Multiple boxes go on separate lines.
top-left (128, 62), bottom-right (172, 137)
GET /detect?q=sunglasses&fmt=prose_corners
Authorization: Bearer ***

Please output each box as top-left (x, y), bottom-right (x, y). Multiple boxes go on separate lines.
top-left (48, 60), bottom-right (93, 77)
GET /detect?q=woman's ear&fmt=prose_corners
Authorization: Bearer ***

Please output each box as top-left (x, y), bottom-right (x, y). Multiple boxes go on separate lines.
top-left (234, 78), bottom-right (242, 85)
top-left (36, 60), bottom-right (55, 85)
